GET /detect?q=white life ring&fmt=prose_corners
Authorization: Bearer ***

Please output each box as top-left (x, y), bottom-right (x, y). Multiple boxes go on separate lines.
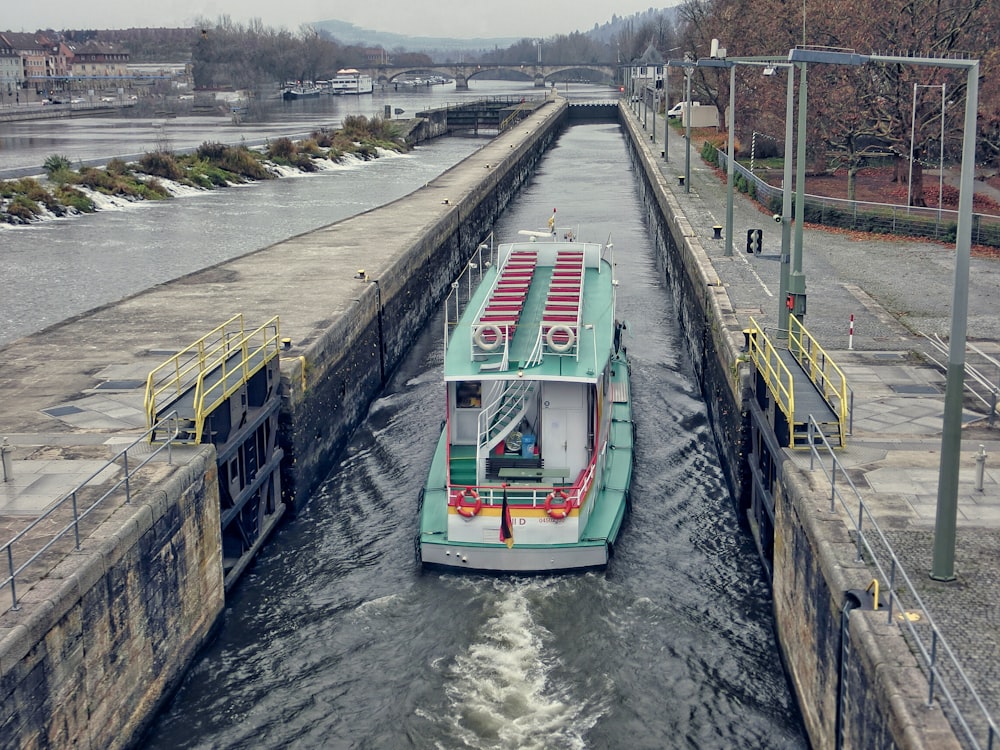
top-left (546, 325), bottom-right (575, 353)
top-left (474, 324), bottom-right (503, 352)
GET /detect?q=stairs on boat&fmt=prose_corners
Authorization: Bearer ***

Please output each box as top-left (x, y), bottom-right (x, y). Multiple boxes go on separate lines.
top-left (449, 445), bottom-right (478, 486)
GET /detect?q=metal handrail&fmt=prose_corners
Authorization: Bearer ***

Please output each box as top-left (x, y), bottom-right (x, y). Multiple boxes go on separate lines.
top-left (193, 318), bottom-right (281, 442)
top-left (789, 316), bottom-right (850, 445)
top-left (144, 315), bottom-right (280, 443)
top-left (747, 317), bottom-right (796, 428)
top-left (806, 416), bottom-right (999, 749)
top-left (1, 413), bottom-right (180, 610)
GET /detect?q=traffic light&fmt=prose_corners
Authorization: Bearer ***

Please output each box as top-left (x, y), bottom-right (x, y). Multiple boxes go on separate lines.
top-left (745, 229), bottom-right (762, 255)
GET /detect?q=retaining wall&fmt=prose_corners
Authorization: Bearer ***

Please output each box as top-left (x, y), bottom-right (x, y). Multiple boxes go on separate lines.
top-left (278, 102), bottom-right (568, 503)
top-left (620, 104), bottom-right (956, 748)
top-left (0, 447), bottom-right (222, 749)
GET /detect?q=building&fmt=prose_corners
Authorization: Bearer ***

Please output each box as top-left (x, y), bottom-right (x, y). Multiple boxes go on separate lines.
top-left (69, 40), bottom-right (130, 80)
top-left (0, 34), bottom-right (23, 99)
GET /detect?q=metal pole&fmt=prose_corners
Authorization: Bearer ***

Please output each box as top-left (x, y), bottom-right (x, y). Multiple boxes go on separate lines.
top-left (777, 64), bottom-right (795, 336)
top-left (652, 87), bottom-right (656, 144)
top-left (685, 69), bottom-right (692, 193)
top-left (790, 61), bottom-right (807, 322)
top-left (724, 63), bottom-right (736, 256)
top-left (939, 83), bottom-right (945, 219)
top-left (931, 61), bottom-right (979, 581)
top-left (908, 82), bottom-right (917, 210)
top-left (664, 64), bottom-right (670, 162)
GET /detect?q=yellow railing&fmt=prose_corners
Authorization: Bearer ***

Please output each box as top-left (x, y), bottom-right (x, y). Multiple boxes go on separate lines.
top-left (499, 102), bottom-right (531, 132)
top-left (144, 314), bottom-right (281, 442)
top-left (788, 316), bottom-right (849, 445)
top-left (747, 316), bottom-right (795, 430)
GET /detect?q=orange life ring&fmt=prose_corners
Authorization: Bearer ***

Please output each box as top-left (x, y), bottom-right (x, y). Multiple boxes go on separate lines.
top-left (544, 489), bottom-right (573, 519)
top-left (455, 487), bottom-right (482, 518)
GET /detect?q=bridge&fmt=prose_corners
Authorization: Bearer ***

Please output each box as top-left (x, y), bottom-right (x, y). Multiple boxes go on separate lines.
top-left (367, 62), bottom-right (619, 90)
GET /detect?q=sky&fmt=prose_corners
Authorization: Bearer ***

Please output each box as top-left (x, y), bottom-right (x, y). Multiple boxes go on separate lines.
top-left (3, 1), bottom-right (675, 40)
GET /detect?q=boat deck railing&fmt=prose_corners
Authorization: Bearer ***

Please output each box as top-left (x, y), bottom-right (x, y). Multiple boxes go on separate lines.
top-left (443, 233), bottom-right (497, 361)
top-left (449, 457), bottom-right (595, 509)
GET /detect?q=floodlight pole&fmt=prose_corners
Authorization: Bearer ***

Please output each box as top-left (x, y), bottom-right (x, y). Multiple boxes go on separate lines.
top-left (664, 63), bottom-right (670, 161)
top-left (685, 67), bottom-right (692, 193)
top-left (789, 47), bottom-right (980, 582)
top-left (697, 57), bottom-right (737, 255)
top-left (790, 59), bottom-right (807, 325)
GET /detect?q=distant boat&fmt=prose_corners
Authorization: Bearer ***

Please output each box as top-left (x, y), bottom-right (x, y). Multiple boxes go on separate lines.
top-left (282, 84), bottom-right (322, 100)
top-left (330, 69), bottom-right (373, 95)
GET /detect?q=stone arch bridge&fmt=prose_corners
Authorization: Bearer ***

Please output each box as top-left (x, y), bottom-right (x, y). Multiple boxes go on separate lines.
top-left (368, 63), bottom-right (618, 90)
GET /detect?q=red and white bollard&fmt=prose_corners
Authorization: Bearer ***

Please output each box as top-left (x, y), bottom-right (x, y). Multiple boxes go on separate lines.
top-left (848, 314), bottom-right (855, 350)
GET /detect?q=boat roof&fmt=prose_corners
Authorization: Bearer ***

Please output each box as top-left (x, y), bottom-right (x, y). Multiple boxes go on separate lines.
top-left (444, 238), bottom-right (617, 383)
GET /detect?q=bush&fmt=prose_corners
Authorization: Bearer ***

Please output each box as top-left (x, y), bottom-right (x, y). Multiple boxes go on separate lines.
top-left (106, 158), bottom-right (130, 176)
top-left (54, 185), bottom-right (96, 212)
top-left (267, 137), bottom-right (297, 160)
top-left (43, 154), bottom-right (73, 178)
top-left (139, 151), bottom-right (184, 181)
top-left (701, 141), bottom-right (719, 166)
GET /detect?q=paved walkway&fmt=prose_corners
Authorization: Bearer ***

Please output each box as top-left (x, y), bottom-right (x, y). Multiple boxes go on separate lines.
top-left (630, 104), bottom-right (1000, 745)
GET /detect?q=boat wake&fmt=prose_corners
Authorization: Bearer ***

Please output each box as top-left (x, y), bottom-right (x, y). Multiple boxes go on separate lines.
top-left (421, 580), bottom-right (610, 750)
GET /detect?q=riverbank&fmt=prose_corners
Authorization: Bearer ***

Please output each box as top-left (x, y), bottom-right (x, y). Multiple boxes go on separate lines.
top-left (0, 115), bottom-right (411, 225)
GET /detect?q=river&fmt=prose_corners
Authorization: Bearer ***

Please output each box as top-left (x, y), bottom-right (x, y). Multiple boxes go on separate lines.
top-left (0, 82), bottom-right (606, 346)
top-left (130, 121), bottom-right (807, 748)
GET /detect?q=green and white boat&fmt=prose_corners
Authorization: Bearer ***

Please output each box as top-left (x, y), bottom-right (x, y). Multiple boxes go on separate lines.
top-left (419, 219), bottom-right (634, 572)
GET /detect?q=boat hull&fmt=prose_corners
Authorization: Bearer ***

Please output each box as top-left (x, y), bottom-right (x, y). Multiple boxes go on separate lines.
top-left (421, 538), bottom-right (609, 572)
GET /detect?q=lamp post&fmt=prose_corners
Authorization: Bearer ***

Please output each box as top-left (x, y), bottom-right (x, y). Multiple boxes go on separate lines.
top-left (788, 47), bottom-right (980, 582)
top-left (697, 57), bottom-right (736, 255)
top-left (665, 60), bottom-right (696, 189)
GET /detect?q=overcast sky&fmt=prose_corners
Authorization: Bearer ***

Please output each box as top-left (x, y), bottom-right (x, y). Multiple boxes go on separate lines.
top-left (4, 1), bottom-right (674, 40)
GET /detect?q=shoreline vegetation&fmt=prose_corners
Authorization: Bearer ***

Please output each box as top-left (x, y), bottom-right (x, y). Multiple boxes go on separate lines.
top-left (0, 115), bottom-right (406, 225)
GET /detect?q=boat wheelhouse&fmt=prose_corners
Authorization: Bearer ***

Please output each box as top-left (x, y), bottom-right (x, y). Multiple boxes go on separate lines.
top-left (419, 224), bottom-right (633, 572)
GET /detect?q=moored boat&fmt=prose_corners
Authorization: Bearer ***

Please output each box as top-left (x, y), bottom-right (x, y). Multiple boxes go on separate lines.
top-left (330, 68), bottom-right (374, 95)
top-left (282, 83), bottom-right (322, 100)
top-left (419, 217), bottom-right (633, 572)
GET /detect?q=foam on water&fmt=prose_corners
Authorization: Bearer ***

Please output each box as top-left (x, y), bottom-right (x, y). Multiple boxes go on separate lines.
top-left (425, 580), bottom-right (610, 750)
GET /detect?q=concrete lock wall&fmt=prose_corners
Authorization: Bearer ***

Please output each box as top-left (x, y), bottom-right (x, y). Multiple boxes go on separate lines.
top-left (0, 447), bottom-right (222, 750)
top-left (619, 104), bottom-right (956, 749)
top-left (279, 103), bottom-right (567, 503)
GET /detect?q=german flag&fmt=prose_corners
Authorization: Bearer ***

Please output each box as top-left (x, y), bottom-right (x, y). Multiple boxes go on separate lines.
top-left (500, 485), bottom-right (515, 549)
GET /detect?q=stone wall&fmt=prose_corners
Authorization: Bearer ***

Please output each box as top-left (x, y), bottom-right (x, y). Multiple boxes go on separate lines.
top-left (619, 103), bottom-right (958, 749)
top-left (0, 447), bottom-right (223, 749)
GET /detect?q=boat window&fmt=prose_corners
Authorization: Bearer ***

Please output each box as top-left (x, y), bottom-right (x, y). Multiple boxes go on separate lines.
top-left (456, 381), bottom-right (481, 408)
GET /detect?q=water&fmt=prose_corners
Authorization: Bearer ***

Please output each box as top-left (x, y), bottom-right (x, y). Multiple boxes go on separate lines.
top-left (0, 81), bottom-right (612, 174)
top-left (0, 138), bottom-right (484, 346)
top-left (142, 124), bottom-right (807, 749)
top-left (0, 82), bottom-right (612, 347)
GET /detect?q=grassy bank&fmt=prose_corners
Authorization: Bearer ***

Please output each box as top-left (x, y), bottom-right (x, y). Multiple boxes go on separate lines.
top-left (0, 115), bottom-right (405, 225)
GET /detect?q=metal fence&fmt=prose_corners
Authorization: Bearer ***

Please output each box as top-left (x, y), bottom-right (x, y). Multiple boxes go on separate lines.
top-left (1, 413), bottom-right (180, 610)
top-left (806, 416), bottom-right (999, 750)
top-left (716, 150), bottom-right (1000, 249)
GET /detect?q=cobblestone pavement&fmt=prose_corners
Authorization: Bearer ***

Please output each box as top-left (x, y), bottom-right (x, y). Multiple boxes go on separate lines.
top-left (629, 103), bottom-right (1000, 746)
